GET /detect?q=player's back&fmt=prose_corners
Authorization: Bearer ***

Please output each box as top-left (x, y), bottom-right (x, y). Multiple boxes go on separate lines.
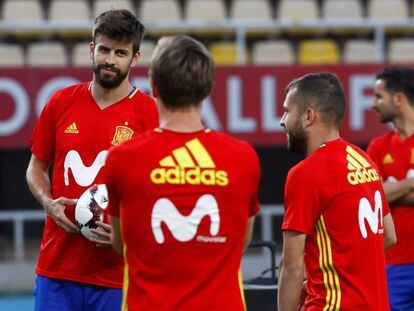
top-left (106, 128), bottom-right (260, 310)
top-left (290, 139), bottom-right (389, 311)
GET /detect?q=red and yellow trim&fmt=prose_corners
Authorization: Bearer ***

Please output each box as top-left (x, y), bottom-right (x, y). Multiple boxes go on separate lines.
top-left (316, 216), bottom-right (341, 311)
top-left (238, 268), bottom-right (247, 311)
top-left (121, 246), bottom-right (129, 311)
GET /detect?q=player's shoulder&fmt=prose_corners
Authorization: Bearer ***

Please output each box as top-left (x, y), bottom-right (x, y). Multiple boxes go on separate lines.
top-left (208, 131), bottom-right (257, 155)
top-left (130, 89), bottom-right (156, 107)
top-left (369, 131), bottom-right (395, 147)
top-left (53, 82), bottom-right (90, 99)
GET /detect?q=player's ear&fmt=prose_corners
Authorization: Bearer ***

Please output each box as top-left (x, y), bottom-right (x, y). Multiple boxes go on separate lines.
top-left (393, 92), bottom-right (407, 108)
top-left (304, 108), bottom-right (316, 127)
top-left (131, 51), bottom-right (140, 67)
top-left (150, 78), bottom-right (159, 98)
top-left (89, 42), bottom-right (94, 60)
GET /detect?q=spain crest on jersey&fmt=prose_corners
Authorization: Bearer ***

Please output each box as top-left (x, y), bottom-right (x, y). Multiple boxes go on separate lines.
top-left (111, 125), bottom-right (134, 146)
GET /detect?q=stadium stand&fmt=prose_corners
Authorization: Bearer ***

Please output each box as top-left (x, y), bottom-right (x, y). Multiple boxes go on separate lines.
top-left (185, 0), bottom-right (227, 22)
top-left (93, 0), bottom-right (135, 19)
top-left (343, 39), bottom-right (380, 64)
top-left (72, 42), bottom-right (91, 67)
top-left (230, 0), bottom-right (272, 21)
top-left (388, 38), bottom-right (414, 63)
top-left (136, 40), bottom-right (156, 66)
top-left (278, 0), bottom-right (319, 21)
top-left (49, 0), bottom-right (91, 22)
top-left (367, 0), bottom-right (408, 20)
top-left (27, 42), bottom-right (68, 67)
top-left (322, 0), bottom-right (363, 21)
top-left (0, 44), bottom-right (25, 67)
top-left (139, 0), bottom-right (181, 24)
top-left (251, 40), bottom-right (295, 65)
top-left (210, 41), bottom-right (242, 65)
top-left (2, 0), bottom-right (44, 22)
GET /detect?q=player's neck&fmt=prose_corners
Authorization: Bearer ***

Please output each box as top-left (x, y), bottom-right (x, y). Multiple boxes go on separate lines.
top-left (307, 129), bottom-right (340, 156)
top-left (91, 78), bottom-right (133, 109)
top-left (394, 114), bottom-right (414, 139)
top-left (159, 104), bottom-right (204, 133)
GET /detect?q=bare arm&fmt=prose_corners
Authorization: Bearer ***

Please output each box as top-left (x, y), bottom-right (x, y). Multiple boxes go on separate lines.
top-left (382, 179), bottom-right (414, 203)
top-left (26, 154), bottom-right (78, 233)
top-left (278, 230), bottom-right (306, 311)
top-left (243, 216), bottom-right (255, 252)
top-left (396, 191), bottom-right (414, 206)
top-left (383, 213), bottom-right (397, 251)
top-left (110, 216), bottom-right (123, 255)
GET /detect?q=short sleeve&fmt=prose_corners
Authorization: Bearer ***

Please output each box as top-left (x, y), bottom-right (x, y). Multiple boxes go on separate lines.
top-left (30, 93), bottom-right (58, 163)
top-left (247, 146), bottom-right (261, 216)
top-left (282, 165), bottom-right (324, 234)
top-left (105, 148), bottom-right (121, 218)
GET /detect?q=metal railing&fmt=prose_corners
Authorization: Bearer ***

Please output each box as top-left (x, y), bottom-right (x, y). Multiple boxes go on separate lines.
top-left (0, 204), bottom-right (284, 262)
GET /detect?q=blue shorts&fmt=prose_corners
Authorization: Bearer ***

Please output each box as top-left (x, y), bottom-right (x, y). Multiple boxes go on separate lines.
top-left (387, 263), bottom-right (414, 311)
top-left (34, 275), bottom-right (122, 311)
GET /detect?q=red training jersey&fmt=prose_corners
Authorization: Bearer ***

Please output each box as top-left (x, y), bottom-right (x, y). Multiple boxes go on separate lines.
top-left (282, 139), bottom-right (390, 311)
top-left (367, 131), bottom-right (414, 265)
top-left (105, 128), bottom-right (261, 311)
top-left (30, 82), bottom-right (158, 288)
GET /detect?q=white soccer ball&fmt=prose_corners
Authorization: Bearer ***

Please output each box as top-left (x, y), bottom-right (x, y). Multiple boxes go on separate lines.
top-left (75, 184), bottom-right (108, 240)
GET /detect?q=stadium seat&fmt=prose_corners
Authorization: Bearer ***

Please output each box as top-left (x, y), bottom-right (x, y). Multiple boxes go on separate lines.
top-left (72, 42), bottom-right (91, 67)
top-left (136, 41), bottom-right (156, 66)
top-left (322, 0), bottom-right (362, 21)
top-left (343, 40), bottom-right (381, 63)
top-left (367, 0), bottom-right (408, 19)
top-left (210, 42), bottom-right (245, 65)
top-left (186, 0), bottom-right (226, 22)
top-left (388, 39), bottom-right (414, 63)
top-left (27, 42), bottom-right (68, 67)
top-left (251, 40), bottom-right (295, 65)
top-left (298, 39), bottom-right (340, 64)
top-left (0, 44), bottom-right (25, 67)
top-left (93, 0), bottom-right (135, 19)
top-left (139, 0), bottom-right (180, 24)
top-left (2, 0), bottom-right (44, 22)
top-left (230, 0), bottom-right (272, 20)
top-left (278, 0), bottom-right (318, 21)
top-left (49, 0), bottom-right (90, 22)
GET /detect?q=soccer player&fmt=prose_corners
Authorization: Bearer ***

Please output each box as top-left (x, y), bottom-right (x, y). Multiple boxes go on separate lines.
top-left (105, 35), bottom-right (261, 310)
top-left (277, 73), bottom-right (396, 311)
top-left (25, 10), bottom-right (158, 311)
top-left (367, 67), bottom-right (414, 311)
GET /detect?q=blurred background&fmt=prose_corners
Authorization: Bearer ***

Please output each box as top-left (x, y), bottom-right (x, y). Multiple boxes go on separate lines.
top-left (0, 0), bottom-right (412, 309)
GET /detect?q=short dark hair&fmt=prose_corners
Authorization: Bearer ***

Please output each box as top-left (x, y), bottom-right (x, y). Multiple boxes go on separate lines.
top-left (149, 35), bottom-right (215, 110)
top-left (92, 9), bottom-right (145, 54)
top-left (286, 72), bottom-right (346, 128)
top-left (376, 67), bottom-right (414, 106)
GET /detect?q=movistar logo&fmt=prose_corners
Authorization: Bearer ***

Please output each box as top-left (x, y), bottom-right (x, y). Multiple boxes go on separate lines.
top-left (150, 139), bottom-right (229, 186)
top-left (151, 194), bottom-right (224, 244)
top-left (358, 190), bottom-right (383, 238)
top-left (346, 146), bottom-right (380, 185)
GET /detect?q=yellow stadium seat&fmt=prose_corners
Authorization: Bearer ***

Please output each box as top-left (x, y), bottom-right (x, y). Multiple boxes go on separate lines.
top-left (49, 0), bottom-right (90, 22)
top-left (210, 42), bottom-right (245, 65)
top-left (230, 0), bottom-right (272, 20)
top-left (251, 40), bottom-right (295, 65)
top-left (298, 40), bottom-right (340, 65)
top-left (0, 44), bottom-right (24, 67)
top-left (93, 0), bottom-right (135, 18)
top-left (186, 0), bottom-right (226, 22)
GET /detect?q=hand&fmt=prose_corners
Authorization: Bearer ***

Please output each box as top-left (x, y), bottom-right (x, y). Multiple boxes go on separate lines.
top-left (44, 197), bottom-right (79, 233)
top-left (90, 221), bottom-right (112, 247)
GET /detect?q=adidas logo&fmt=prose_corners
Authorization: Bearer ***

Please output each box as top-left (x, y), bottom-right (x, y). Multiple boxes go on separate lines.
top-left (65, 122), bottom-right (79, 134)
top-left (346, 146), bottom-right (380, 185)
top-left (150, 138), bottom-right (229, 186)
